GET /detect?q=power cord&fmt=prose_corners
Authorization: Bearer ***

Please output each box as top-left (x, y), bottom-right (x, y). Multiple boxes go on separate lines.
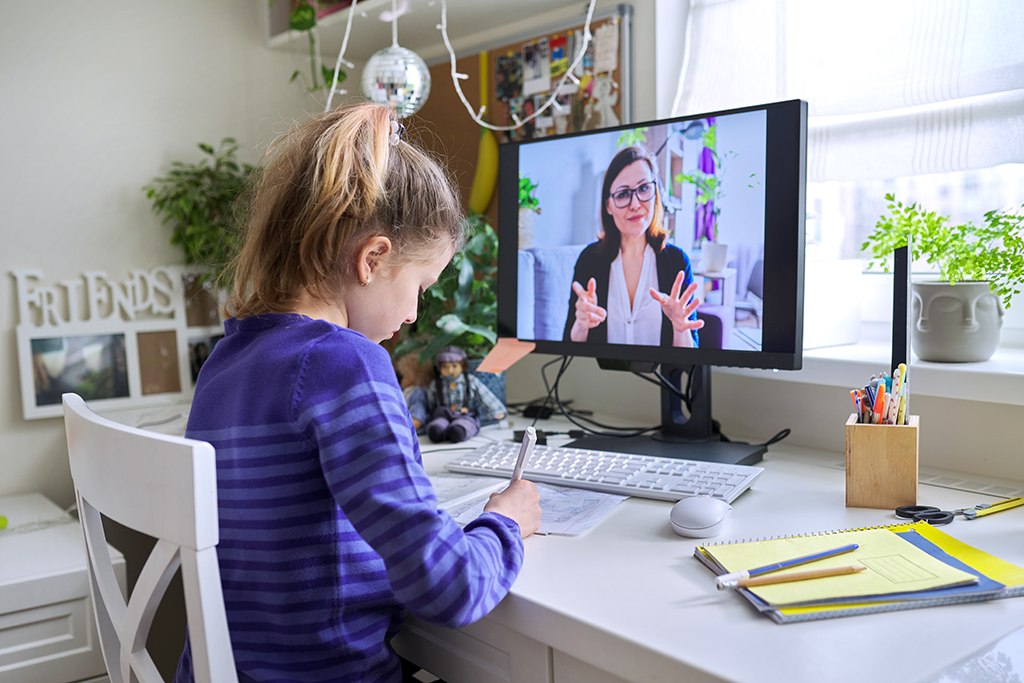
top-left (542, 360), bottom-right (791, 449)
top-left (0, 504), bottom-right (78, 537)
top-left (544, 356), bottom-right (660, 438)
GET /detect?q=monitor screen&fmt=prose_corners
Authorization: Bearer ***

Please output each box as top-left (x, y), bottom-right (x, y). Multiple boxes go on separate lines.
top-left (497, 99), bottom-right (807, 372)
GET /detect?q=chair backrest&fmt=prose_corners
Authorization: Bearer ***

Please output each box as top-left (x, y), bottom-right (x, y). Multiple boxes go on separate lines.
top-left (62, 393), bottom-right (237, 683)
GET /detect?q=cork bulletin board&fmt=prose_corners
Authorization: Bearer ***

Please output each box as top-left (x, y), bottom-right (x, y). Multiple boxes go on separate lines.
top-left (411, 6), bottom-right (633, 221)
top-left (483, 8), bottom-right (632, 143)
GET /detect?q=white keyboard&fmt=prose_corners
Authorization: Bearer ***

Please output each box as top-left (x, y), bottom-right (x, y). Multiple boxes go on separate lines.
top-left (445, 441), bottom-right (764, 503)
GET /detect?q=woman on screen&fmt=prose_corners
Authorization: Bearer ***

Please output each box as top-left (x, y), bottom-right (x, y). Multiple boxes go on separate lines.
top-left (563, 146), bottom-right (704, 347)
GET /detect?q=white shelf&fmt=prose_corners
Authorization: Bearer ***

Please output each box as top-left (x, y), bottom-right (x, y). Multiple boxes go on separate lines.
top-left (266, 0), bottom-right (600, 64)
top-left (718, 333), bottom-right (1024, 406)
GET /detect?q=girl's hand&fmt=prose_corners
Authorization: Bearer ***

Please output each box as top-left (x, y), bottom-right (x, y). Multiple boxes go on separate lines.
top-left (570, 278), bottom-right (607, 342)
top-left (484, 479), bottom-right (542, 538)
top-left (649, 271), bottom-right (704, 347)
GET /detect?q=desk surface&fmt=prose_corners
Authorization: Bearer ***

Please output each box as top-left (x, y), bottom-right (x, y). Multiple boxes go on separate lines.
top-left (420, 420), bottom-right (1024, 683)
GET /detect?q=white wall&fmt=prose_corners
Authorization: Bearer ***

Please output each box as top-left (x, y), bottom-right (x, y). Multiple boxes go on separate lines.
top-left (0, 0), bottom-right (310, 507)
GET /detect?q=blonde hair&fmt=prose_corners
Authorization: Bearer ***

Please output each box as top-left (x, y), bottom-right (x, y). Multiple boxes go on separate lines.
top-left (226, 103), bottom-right (464, 318)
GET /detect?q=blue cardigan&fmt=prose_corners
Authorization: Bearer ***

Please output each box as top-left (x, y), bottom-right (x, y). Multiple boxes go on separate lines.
top-left (174, 313), bottom-right (523, 683)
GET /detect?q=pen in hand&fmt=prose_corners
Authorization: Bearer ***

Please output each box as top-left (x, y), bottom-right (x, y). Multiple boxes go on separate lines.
top-left (511, 426), bottom-right (537, 483)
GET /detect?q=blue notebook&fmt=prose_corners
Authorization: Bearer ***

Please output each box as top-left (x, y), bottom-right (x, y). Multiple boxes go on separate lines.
top-left (695, 523), bottom-right (1022, 624)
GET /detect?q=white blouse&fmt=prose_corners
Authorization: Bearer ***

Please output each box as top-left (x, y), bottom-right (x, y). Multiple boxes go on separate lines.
top-left (606, 244), bottom-right (662, 345)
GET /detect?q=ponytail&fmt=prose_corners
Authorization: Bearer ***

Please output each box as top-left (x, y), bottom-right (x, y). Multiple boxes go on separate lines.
top-left (226, 104), bottom-right (464, 318)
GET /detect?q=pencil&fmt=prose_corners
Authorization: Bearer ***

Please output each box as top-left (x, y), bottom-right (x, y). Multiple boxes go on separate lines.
top-left (722, 565), bottom-right (866, 590)
top-left (714, 543), bottom-right (860, 589)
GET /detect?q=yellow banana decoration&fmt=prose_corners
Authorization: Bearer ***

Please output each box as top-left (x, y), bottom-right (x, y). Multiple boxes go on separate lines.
top-left (470, 128), bottom-right (498, 214)
top-left (469, 51), bottom-right (498, 214)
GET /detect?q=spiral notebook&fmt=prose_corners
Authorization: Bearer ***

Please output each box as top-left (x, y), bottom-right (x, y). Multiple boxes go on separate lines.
top-left (695, 522), bottom-right (1024, 624)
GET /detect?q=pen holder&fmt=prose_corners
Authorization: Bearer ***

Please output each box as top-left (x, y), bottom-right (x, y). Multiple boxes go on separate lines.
top-left (845, 413), bottom-right (920, 509)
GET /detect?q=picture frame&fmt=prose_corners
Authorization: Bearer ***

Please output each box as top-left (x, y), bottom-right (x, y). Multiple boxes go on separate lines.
top-left (12, 265), bottom-right (224, 420)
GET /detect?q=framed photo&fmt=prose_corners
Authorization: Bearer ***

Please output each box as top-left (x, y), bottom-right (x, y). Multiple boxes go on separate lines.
top-left (13, 265), bottom-right (224, 420)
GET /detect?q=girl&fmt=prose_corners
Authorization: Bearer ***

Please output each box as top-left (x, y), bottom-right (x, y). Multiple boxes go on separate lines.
top-left (174, 104), bottom-right (541, 683)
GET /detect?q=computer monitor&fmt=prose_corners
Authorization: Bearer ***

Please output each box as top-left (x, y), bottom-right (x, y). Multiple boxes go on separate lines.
top-left (496, 99), bottom-right (807, 465)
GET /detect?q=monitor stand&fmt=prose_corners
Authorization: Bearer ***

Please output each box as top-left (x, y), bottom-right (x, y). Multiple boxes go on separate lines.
top-left (565, 364), bottom-right (766, 466)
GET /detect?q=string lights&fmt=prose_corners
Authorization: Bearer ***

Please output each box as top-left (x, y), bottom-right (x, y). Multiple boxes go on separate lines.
top-left (323, 0), bottom-right (600, 131)
top-left (437, 0), bottom-right (598, 131)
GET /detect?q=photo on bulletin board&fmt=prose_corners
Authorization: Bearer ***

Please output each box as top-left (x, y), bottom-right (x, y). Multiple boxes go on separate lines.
top-left (523, 38), bottom-right (551, 96)
top-left (550, 34), bottom-right (568, 78)
top-left (29, 333), bottom-right (130, 408)
top-left (495, 53), bottom-right (523, 101)
top-left (534, 94), bottom-right (554, 132)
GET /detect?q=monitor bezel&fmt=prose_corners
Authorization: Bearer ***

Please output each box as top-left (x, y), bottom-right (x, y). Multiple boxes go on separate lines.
top-left (496, 98), bottom-right (807, 371)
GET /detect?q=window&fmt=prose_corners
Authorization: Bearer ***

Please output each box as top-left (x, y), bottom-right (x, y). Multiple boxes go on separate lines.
top-left (808, 164), bottom-right (1024, 264)
top-left (673, 0), bottom-right (1024, 338)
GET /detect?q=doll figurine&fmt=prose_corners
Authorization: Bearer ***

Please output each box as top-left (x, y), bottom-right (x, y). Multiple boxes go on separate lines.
top-left (419, 345), bottom-right (506, 443)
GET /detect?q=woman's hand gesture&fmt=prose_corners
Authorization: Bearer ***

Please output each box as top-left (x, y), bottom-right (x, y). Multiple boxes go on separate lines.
top-left (649, 271), bottom-right (704, 347)
top-left (569, 278), bottom-right (607, 342)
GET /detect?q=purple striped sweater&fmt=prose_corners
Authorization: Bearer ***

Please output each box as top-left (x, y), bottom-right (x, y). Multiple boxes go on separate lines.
top-left (174, 313), bottom-right (523, 683)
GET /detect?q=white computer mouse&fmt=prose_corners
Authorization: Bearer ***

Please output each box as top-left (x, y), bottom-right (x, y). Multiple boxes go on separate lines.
top-left (669, 496), bottom-right (733, 538)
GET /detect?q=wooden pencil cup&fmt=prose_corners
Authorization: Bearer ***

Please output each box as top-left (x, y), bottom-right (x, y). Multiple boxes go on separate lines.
top-left (845, 414), bottom-right (920, 509)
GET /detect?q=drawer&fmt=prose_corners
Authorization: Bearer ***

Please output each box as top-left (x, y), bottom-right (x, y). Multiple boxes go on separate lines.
top-left (0, 595), bottom-right (105, 683)
top-left (393, 615), bottom-right (552, 683)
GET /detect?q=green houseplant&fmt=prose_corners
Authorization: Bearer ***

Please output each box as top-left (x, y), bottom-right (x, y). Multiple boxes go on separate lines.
top-left (143, 138), bottom-right (254, 285)
top-left (674, 123), bottom-right (743, 273)
top-left (675, 123), bottom-right (726, 244)
top-left (395, 213), bottom-right (498, 364)
top-left (863, 193), bottom-right (1024, 361)
top-left (272, 0), bottom-right (347, 97)
top-left (517, 175), bottom-right (540, 249)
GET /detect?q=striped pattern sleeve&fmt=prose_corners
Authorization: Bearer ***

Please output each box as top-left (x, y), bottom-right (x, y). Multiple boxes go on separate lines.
top-left (296, 338), bottom-right (524, 628)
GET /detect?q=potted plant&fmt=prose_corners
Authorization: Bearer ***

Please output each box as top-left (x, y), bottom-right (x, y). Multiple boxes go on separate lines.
top-left (143, 138), bottom-right (254, 306)
top-left (675, 123), bottom-right (732, 272)
top-left (862, 193), bottom-right (1024, 362)
top-left (271, 1), bottom-right (347, 98)
top-left (518, 175), bottom-right (541, 249)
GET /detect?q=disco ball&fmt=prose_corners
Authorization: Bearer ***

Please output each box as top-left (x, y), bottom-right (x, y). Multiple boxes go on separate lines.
top-left (360, 45), bottom-right (431, 118)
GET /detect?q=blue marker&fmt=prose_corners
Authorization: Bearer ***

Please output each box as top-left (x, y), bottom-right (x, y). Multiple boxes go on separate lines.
top-left (715, 543), bottom-right (860, 589)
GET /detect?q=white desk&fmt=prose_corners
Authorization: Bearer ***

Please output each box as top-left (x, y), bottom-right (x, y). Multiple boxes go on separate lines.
top-left (0, 493), bottom-right (126, 683)
top-left (394, 421), bottom-right (1024, 683)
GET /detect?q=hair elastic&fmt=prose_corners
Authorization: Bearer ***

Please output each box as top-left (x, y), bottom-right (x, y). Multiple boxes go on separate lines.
top-left (389, 120), bottom-right (405, 146)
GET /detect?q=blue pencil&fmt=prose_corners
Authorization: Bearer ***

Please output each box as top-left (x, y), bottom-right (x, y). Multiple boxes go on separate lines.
top-left (715, 543), bottom-right (860, 588)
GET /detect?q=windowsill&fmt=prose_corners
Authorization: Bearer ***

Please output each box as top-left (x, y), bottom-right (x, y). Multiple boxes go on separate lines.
top-left (716, 323), bottom-right (1024, 406)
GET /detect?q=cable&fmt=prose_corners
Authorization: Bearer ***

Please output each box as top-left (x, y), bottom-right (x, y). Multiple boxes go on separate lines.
top-left (545, 356), bottom-right (659, 438)
top-left (762, 428), bottom-right (791, 447)
top-left (533, 355), bottom-right (571, 430)
top-left (324, 0), bottom-right (360, 111)
top-left (0, 504), bottom-right (77, 537)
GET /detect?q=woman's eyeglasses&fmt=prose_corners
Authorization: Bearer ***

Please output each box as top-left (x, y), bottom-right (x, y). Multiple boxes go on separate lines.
top-left (610, 181), bottom-right (656, 208)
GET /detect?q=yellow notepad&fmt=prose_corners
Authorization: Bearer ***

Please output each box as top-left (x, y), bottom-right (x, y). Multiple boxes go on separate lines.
top-left (701, 527), bottom-right (977, 607)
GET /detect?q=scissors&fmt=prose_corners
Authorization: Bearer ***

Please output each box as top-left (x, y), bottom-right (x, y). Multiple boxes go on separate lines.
top-left (896, 497), bottom-right (1024, 525)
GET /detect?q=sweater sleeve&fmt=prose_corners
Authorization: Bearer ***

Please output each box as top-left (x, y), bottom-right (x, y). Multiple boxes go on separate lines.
top-left (295, 335), bottom-right (524, 628)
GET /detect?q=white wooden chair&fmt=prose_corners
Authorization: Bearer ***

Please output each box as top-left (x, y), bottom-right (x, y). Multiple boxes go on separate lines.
top-left (62, 393), bottom-right (237, 683)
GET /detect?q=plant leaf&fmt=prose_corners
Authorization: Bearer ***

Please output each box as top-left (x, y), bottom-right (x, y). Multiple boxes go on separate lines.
top-left (289, 2), bottom-right (316, 30)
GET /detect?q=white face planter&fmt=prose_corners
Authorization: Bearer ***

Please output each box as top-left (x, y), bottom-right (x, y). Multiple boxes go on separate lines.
top-left (911, 281), bottom-right (1004, 362)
